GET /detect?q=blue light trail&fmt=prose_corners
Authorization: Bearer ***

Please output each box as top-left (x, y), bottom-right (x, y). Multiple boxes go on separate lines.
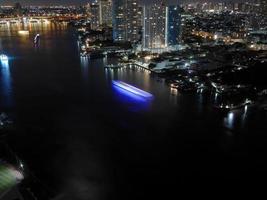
top-left (112, 81), bottom-right (154, 112)
top-left (112, 81), bottom-right (153, 99)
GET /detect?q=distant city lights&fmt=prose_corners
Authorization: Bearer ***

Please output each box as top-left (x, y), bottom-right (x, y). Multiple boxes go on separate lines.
top-left (18, 30), bottom-right (30, 35)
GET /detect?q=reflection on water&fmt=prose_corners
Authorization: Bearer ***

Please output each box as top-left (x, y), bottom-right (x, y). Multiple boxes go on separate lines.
top-left (241, 105), bottom-right (248, 128)
top-left (224, 112), bottom-right (235, 129)
top-left (222, 106), bottom-right (250, 130)
top-left (197, 92), bottom-right (204, 113)
top-left (80, 57), bottom-right (89, 82)
top-left (103, 56), bottom-right (108, 66)
top-left (170, 88), bottom-right (178, 96)
top-left (169, 88), bottom-right (178, 106)
top-left (0, 22), bottom-right (67, 38)
top-left (214, 92), bottom-right (219, 104)
top-left (0, 59), bottom-right (13, 108)
top-left (1, 21), bottom-right (267, 199)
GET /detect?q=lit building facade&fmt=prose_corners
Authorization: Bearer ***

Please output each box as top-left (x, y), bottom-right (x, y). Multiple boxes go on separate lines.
top-left (143, 3), bottom-right (167, 49)
top-left (89, 2), bottom-right (100, 30)
top-left (142, 2), bottom-right (181, 51)
top-left (99, 0), bottom-right (112, 27)
top-left (89, 0), bottom-right (112, 30)
top-left (260, 0), bottom-right (267, 15)
top-left (112, 0), bottom-right (142, 42)
top-left (167, 5), bottom-right (182, 46)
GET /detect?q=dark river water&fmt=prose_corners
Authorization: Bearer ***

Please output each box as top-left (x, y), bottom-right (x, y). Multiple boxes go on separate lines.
top-left (1, 23), bottom-right (267, 199)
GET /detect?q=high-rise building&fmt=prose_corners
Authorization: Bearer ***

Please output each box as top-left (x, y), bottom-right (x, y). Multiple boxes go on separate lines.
top-left (112, 0), bottom-right (142, 42)
top-left (112, 0), bottom-right (125, 41)
top-left (88, 0), bottom-right (112, 29)
top-left (125, 0), bottom-right (142, 43)
top-left (167, 5), bottom-right (181, 46)
top-left (260, 0), bottom-right (267, 15)
top-left (99, 0), bottom-right (112, 27)
top-left (13, 2), bottom-right (23, 16)
top-left (142, 2), bottom-right (167, 49)
top-left (142, 1), bottom-right (181, 50)
top-left (89, 2), bottom-right (100, 30)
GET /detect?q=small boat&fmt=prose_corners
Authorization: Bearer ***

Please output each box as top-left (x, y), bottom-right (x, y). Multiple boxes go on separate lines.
top-left (34, 34), bottom-right (40, 44)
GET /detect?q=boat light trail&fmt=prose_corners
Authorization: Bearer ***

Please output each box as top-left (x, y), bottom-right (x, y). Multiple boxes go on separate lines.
top-left (112, 81), bottom-right (153, 99)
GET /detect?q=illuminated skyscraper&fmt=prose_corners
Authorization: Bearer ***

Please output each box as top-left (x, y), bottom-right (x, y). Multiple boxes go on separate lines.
top-left (260, 0), bottom-right (267, 15)
top-left (142, 2), bottom-right (167, 49)
top-left (167, 5), bottom-right (181, 46)
top-left (112, 0), bottom-right (125, 41)
top-left (89, 0), bottom-right (112, 30)
top-left (142, 1), bottom-right (181, 50)
top-left (99, 0), bottom-right (112, 27)
top-left (112, 0), bottom-right (142, 42)
top-left (13, 2), bottom-right (23, 16)
top-left (89, 2), bottom-right (100, 30)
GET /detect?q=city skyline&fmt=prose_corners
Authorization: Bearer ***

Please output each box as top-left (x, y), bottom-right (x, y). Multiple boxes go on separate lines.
top-left (0, 0), bottom-right (256, 6)
top-left (0, 0), bottom-right (266, 199)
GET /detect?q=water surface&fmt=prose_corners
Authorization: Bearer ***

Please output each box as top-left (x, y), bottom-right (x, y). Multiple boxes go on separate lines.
top-left (0, 23), bottom-right (267, 199)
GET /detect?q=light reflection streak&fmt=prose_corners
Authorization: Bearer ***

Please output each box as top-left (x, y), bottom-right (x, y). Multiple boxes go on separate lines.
top-left (170, 88), bottom-right (178, 96)
top-left (241, 105), bottom-right (248, 128)
top-left (105, 68), bottom-right (115, 80)
top-left (224, 112), bottom-right (235, 129)
top-left (80, 57), bottom-right (88, 82)
top-left (169, 88), bottom-right (178, 105)
top-left (103, 56), bottom-right (107, 66)
top-left (0, 59), bottom-right (13, 108)
top-left (214, 92), bottom-right (219, 104)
